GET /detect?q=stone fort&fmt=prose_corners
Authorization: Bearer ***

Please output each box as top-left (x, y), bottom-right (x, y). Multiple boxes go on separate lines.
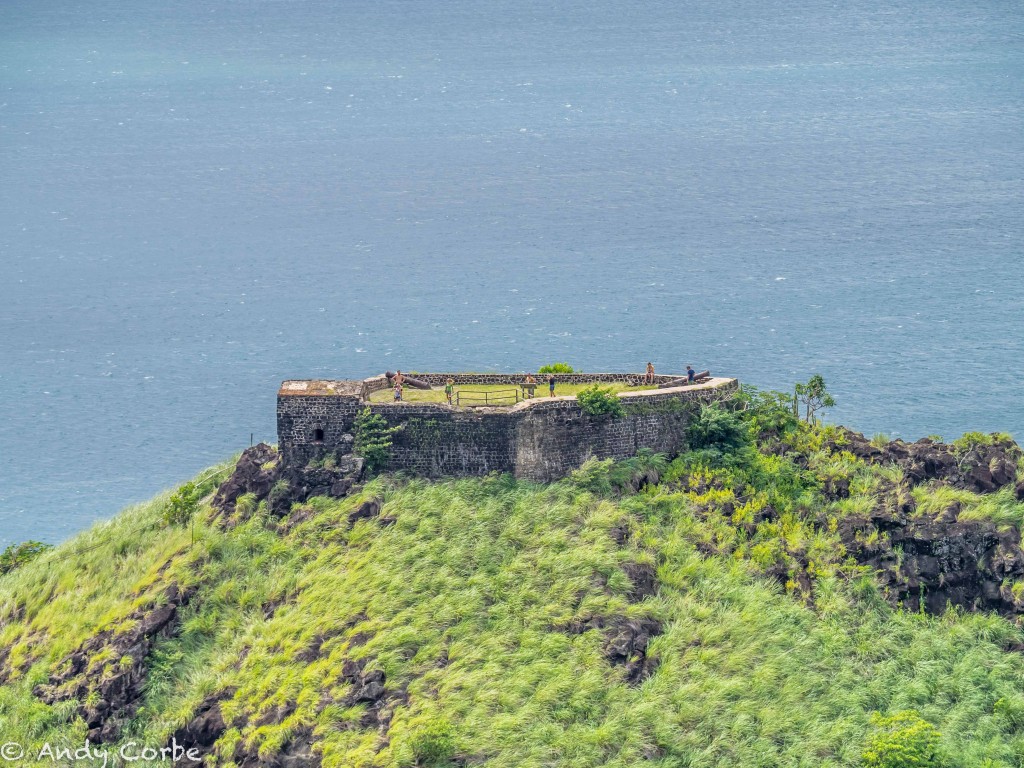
top-left (277, 371), bottom-right (738, 482)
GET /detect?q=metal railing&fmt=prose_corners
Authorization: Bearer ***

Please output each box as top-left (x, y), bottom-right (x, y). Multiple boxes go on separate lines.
top-left (456, 388), bottom-right (521, 407)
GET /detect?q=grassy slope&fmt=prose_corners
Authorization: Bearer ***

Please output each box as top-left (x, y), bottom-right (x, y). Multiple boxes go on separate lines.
top-left (2, 436), bottom-right (1024, 766)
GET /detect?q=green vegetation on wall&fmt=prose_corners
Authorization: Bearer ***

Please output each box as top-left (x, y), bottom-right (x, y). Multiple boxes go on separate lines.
top-left (576, 384), bottom-right (625, 417)
top-left (354, 407), bottom-right (400, 473)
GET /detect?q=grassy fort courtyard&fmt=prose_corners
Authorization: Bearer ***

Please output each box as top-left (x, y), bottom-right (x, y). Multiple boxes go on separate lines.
top-left (367, 380), bottom-right (655, 405)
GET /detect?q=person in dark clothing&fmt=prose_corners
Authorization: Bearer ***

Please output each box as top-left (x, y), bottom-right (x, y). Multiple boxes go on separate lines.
top-left (548, 374), bottom-right (556, 397)
top-left (686, 366), bottom-right (695, 383)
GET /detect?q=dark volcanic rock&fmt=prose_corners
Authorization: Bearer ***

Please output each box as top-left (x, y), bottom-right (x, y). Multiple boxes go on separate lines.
top-left (233, 645), bottom-right (402, 768)
top-left (604, 617), bottom-right (662, 685)
top-left (837, 508), bottom-right (1024, 616)
top-left (213, 443), bottom-right (280, 518)
top-left (822, 476), bottom-right (850, 501)
top-left (347, 498), bottom-right (382, 527)
top-left (337, 658), bottom-right (405, 731)
top-left (622, 561), bottom-right (658, 602)
top-left (831, 430), bottom-right (1020, 495)
top-left (233, 728), bottom-right (320, 768)
top-left (35, 583), bottom-right (196, 743)
top-left (562, 612), bottom-right (662, 684)
top-left (823, 430), bottom-right (1024, 616)
top-left (213, 444), bottom-right (365, 524)
top-left (287, 455), bottom-right (364, 502)
top-left (170, 688), bottom-right (236, 767)
top-left (232, 704), bottom-right (321, 768)
top-left (276, 728), bottom-right (320, 768)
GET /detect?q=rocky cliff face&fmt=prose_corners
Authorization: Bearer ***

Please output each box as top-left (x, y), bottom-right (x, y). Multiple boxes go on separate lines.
top-left (213, 442), bottom-right (364, 522)
top-left (836, 507), bottom-right (1024, 615)
top-left (827, 430), bottom-right (1021, 496)
top-left (825, 430), bottom-right (1024, 616)
top-left (34, 582), bottom-right (196, 743)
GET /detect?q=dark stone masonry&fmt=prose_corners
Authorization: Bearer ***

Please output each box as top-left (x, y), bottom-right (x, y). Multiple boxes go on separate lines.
top-left (277, 373), bottom-right (738, 482)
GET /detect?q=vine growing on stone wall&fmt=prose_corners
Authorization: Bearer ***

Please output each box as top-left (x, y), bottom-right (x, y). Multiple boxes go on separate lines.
top-left (354, 407), bottom-right (400, 474)
top-left (621, 398), bottom-right (689, 416)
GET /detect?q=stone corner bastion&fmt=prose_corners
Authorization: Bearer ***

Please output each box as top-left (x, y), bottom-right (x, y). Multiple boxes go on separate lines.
top-left (276, 372), bottom-right (739, 483)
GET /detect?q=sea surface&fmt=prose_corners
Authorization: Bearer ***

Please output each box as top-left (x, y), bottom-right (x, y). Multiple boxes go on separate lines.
top-left (1, 0), bottom-right (1022, 545)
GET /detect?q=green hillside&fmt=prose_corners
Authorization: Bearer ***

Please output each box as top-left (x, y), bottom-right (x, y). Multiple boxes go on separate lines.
top-left (2, 392), bottom-right (1024, 767)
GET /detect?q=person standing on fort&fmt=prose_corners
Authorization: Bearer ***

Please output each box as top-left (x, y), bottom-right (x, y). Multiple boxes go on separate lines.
top-left (393, 370), bottom-right (405, 387)
top-left (394, 381), bottom-right (404, 401)
top-left (444, 377), bottom-right (455, 405)
top-left (686, 365), bottom-right (696, 383)
top-left (547, 373), bottom-right (556, 397)
top-left (645, 362), bottom-right (655, 384)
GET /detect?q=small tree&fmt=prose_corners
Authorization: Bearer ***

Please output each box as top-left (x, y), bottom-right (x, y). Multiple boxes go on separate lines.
top-left (577, 385), bottom-right (625, 418)
top-left (862, 711), bottom-right (945, 768)
top-left (0, 540), bottom-right (53, 576)
top-left (354, 407), bottom-right (399, 473)
top-left (163, 481), bottom-right (199, 527)
top-left (795, 374), bottom-right (835, 424)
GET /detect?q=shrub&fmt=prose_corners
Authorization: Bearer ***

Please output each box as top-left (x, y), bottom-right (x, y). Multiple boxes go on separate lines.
top-left (537, 362), bottom-right (574, 374)
top-left (576, 385), bottom-right (625, 417)
top-left (0, 540), bottom-right (53, 576)
top-left (862, 711), bottom-right (945, 768)
top-left (610, 449), bottom-right (669, 493)
top-left (688, 405), bottom-right (749, 453)
top-left (568, 457), bottom-right (615, 495)
top-left (163, 481), bottom-right (199, 527)
top-left (735, 386), bottom-right (799, 440)
top-left (354, 407), bottom-right (400, 473)
top-left (951, 431), bottom-right (995, 457)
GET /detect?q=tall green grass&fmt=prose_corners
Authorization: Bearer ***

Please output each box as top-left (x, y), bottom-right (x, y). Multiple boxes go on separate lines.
top-left (2, 444), bottom-right (1024, 766)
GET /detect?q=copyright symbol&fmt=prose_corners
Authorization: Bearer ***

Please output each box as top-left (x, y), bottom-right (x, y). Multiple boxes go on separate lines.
top-left (0, 743), bottom-right (23, 761)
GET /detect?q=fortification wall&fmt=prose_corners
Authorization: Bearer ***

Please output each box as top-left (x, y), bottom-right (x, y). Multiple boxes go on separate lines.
top-left (512, 388), bottom-right (727, 481)
top-left (389, 372), bottom-right (679, 387)
top-left (369, 404), bottom-right (519, 476)
top-left (276, 393), bottom-right (364, 467)
top-left (277, 375), bottom-right (738, 482)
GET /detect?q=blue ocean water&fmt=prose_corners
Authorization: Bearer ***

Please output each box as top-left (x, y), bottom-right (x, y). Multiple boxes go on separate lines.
top-left (1, 0), bottom-right (1022, 545)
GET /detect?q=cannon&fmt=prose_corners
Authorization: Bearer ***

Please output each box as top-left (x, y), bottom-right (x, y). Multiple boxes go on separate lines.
top-left (385, 371), bottom-right (432, 390)
top-left (658, 370), bottom-right (711, 388)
